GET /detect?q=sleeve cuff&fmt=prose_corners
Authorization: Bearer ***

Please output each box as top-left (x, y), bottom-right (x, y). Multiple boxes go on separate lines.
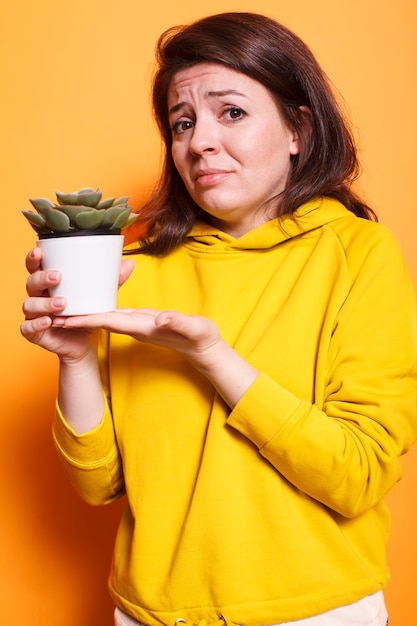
top-left (227, 371), bottom-right (306, 450)
top-left (52, 395), bottom-right (117, 466)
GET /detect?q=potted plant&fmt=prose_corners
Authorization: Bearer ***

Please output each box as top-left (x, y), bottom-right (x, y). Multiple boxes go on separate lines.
top-left (22, 187), bottom-right (138, 315)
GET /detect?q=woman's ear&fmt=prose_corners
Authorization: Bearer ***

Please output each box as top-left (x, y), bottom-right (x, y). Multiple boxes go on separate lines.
top-left (289, 105), bottom-right (313, 155)
top-left (289, 130), bottom-right (301, 155)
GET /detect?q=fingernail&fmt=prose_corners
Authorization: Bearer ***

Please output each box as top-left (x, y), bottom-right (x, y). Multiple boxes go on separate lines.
top-left (52, 297), bottom-right (65, 309)
top-left (48, 271), bottom-right (60, 281)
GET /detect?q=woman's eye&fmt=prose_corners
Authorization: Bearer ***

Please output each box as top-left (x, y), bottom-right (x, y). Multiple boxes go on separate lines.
top-left (224, 107), bottom-right (246, 121)
top-left (171, 120), bottom-right (194, 135)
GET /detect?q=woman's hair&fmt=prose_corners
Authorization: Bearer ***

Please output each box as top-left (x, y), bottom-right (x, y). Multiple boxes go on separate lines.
top-left (133, 11), bottom-right (376, 255)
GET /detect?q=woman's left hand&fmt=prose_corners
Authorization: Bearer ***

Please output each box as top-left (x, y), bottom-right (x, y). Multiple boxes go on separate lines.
top-left (52, 308), bottom-right (221, 370)
top-left (52, 308), bottom-right (259, 407)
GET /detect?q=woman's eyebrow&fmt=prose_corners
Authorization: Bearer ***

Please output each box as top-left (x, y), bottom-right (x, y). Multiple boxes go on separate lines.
top-left (206, 89), bottom-right (247, 98)
top-left (168, 89), bottom-right (247, 115)
top-left (168, 102), bottom-right (186, 115)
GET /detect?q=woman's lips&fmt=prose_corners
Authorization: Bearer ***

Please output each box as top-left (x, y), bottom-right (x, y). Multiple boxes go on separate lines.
top-left (194, 169), bottom-right (232, 186)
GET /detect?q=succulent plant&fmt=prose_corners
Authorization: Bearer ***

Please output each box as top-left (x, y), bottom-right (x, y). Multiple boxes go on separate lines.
top-left (22, 187), bottom-right (138, 236)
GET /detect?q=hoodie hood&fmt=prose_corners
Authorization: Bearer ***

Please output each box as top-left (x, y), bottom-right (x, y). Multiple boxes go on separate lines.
top-left (186, 197), bottom-right (352, 251)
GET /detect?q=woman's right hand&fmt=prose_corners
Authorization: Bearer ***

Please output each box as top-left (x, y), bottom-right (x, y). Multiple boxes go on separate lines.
top-left (20, 246), bottom-right (98, 363)
top-left (21, 246), bottom-right (135, 364)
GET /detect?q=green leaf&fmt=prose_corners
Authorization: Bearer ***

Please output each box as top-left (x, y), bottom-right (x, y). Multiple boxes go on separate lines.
top-left (101, 205), bottom-right (128, 228)
top-left (74, 209), bottom-right (105, 230)
top-left (122, 213), bottom-right (139, 229)
top-left (29, 197), bottom-right (56, 215)
top-left (57, 204), bottom-right (92, 226)
top-left (22, 210), bottom-right (48, 231)
top-left (96, 197), bottom-right (116, 210)
top-left (43, 207), bottom-right (71, 232)
top-left (110, 207), bottom-right (133, 229)
top-left (55, 190), bottom-right (79, 206)
top-left (77, 188), bottom-right (102, 207)
top-left (113, 196), bottom-right (129, 206)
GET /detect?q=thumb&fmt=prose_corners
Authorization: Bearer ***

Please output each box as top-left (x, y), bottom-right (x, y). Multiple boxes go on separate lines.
top-left (155, 310), bottom-right (200, 338)
top-left (155, 309), bottom-right (183, 330)
top-left (155, 310), bottom-right (209, 342)
top-left (119, 258), bottom-right (135, 287)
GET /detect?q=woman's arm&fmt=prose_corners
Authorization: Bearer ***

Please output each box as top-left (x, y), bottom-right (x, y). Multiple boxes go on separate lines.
top-left (227, 231), bottom-right (417, 517)
top-left (52, 306), bottom-right (260, 410)
top-left (21, 246), bottom-right (135, 433)
top-left (21, 246), bottom-right (135, 504)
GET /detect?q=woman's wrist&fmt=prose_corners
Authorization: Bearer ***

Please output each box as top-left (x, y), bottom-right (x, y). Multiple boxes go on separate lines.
top-left (193, 339), bottom-right (259, 408)
top-left (58, 349), bottom-right (105, 434)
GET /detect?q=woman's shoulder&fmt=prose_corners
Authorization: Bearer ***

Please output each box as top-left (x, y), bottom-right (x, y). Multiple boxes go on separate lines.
top-left (318, 198), bottom-right (401, 254)
top-left (323, 202), bottom-right (411, 287)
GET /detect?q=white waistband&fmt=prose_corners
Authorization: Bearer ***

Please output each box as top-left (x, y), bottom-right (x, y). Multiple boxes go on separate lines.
top-left (114, 591), bottom-right (388, 626)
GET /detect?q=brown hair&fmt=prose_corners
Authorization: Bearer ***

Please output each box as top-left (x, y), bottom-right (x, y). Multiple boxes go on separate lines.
top-left (133, 12), bottom-right (376, 255)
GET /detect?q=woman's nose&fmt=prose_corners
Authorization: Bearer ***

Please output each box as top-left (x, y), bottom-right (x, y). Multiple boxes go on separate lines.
top-left (188, 119), bottom-right (220, 155)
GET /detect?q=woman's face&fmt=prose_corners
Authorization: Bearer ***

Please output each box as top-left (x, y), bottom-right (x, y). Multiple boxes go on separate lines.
top-left (167, 63), bottom-right (299, 237)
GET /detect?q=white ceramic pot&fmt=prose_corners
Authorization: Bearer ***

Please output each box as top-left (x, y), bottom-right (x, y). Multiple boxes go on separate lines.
top-left (38, 232), bottom-right (124, 316)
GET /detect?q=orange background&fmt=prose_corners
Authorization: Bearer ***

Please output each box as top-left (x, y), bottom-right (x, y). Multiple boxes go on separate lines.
top-left (1, 1), bottom-right (416, 624)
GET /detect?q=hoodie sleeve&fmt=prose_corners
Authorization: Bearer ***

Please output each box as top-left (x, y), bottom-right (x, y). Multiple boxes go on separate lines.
top-left (51, 332), bottom-right (125, 506)
top-left (227, 225), bottom-right (417, 518)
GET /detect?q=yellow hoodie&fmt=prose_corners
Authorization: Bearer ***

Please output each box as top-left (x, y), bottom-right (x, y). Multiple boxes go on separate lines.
top-left (53, 197), bottom-right (417, 625)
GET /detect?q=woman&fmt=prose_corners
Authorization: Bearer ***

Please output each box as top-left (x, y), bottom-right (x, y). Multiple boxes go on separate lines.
top-left (21, 12), bottom-right (416, 626)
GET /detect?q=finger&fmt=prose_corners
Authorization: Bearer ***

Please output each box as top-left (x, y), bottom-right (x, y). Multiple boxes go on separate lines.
top-left (119, 259), bottom-right (135, 287)
top-left (154, 309), bottom-right (177, 327)
top-left (26, 269), bottom-right (62, 297)
top-left (155, 311), bottom-right (219, 347)
top-left (25, 246), bottom-right (42, 273)
top-left (54, 308), bottom-right (160, 334)
top-left (20, 315), bottom-right (53, 342)
top-left (23, 294), bottom-right (67, 320)
top-left (155, 310), bottom-right (199, 338)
